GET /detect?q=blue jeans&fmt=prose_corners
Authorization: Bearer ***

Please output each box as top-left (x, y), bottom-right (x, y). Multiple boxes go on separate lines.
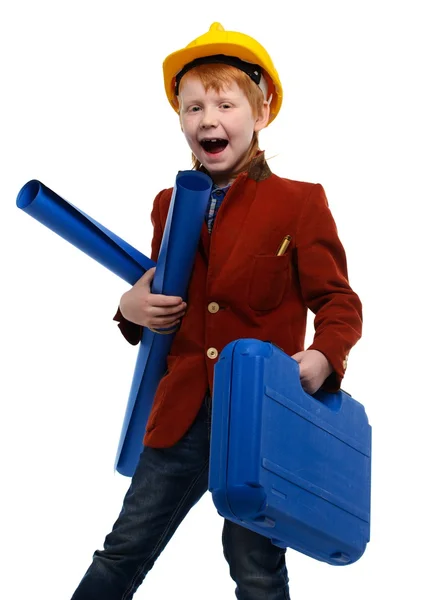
top-left (71, 398), bottom-right (290, 599)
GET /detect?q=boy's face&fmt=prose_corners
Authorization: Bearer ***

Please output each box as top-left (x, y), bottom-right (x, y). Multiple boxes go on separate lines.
top-left (179, 75), bottom-right (269, 186)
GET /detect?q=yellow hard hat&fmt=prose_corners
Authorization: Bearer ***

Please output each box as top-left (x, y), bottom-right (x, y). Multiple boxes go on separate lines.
top-left (163, 22), bottom-right (283, 124)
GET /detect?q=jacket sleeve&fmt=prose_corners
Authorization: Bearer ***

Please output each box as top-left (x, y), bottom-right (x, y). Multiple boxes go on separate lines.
top-left (295, 183), bottom-right (363, 391)
top-left (113, 190), bottom-right (165, 345)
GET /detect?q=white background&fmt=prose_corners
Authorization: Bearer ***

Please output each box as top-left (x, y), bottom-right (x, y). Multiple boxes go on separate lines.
top-left (1, 1), bottom-right (436, 598)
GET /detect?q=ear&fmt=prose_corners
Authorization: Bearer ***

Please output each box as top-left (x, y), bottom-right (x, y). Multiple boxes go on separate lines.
top-left (254, 100), bottom-right (270, 133)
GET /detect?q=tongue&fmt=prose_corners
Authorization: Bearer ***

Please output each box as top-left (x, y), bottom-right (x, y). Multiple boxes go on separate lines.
top-left (203, 140), bottom-right (228, 154)
top-left (208, 146), bottom-right (224, 154)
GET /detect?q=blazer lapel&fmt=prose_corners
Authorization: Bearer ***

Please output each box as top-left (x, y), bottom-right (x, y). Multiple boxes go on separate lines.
top-left (198, 152), bottom-right (272, 270)
top-left (199, 221), bottom-right (210, 262)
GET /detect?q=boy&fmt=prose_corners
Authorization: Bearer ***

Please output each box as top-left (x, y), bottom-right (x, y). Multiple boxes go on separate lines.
top-left (71, 22), bottom-right (362, 600)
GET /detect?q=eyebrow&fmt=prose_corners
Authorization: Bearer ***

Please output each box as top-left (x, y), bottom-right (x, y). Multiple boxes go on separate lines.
top-left (181, 93), bottom-right (237, 104)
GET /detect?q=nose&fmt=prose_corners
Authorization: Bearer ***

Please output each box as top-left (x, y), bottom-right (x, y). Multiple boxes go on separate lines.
top-left (200, 107), bottom-right (218, 129)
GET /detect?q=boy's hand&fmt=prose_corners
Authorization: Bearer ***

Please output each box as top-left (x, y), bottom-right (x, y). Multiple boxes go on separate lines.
top-left (119, 267), bottom-right (187, 329)
top-left (291, 349), bottom-right (333, 395)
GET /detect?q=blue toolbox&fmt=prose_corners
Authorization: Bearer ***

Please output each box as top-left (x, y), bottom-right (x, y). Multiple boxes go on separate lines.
top-left (208, 339), bottom-right (371, 565)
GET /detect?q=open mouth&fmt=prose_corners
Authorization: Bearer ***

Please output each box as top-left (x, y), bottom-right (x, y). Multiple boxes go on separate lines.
top-left (200, 138), bottom-right (229, 154)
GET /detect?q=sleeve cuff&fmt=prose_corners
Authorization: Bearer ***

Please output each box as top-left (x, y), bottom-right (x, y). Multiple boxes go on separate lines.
top-left (307, 340), bottom-right (349, 393)
top-left (113, 307), bottom-right (142, 346)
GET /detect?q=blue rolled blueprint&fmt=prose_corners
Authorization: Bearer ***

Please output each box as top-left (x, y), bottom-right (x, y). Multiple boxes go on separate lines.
top-left (16, 172), bottom-right (212, 477)
top-left (16, 179), bottom-right (154, 284)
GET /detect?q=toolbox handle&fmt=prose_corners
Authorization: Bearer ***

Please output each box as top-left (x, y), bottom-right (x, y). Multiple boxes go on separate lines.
top-left (266, 341), bottom-right (347, 413)
top-left (288, 356), bottom-right (344, 413)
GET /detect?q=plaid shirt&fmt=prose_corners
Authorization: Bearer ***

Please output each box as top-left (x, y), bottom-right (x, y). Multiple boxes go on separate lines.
top-left (205, 184), bottom-right (231, 233)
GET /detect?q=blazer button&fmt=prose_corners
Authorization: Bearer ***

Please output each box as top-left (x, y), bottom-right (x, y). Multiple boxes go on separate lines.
top-left (208, 302), bottom-right (220, 313)
top-left (207, 347), bottom-right (219, 359)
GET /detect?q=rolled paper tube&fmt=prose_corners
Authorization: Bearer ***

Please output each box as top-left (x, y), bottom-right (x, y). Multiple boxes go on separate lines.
top-left (16, 179), bottom-right (154, 283)
top-left (115, 170), bottom-right (212, 476)
top-left (16, 172), bottom-right (212, 477)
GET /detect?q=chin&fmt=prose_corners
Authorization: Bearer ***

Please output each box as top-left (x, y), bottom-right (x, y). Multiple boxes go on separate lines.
top-left (206, 161), bottom-right (234, 175)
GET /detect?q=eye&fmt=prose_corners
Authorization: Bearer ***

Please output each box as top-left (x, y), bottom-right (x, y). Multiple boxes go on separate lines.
top-left (188, 106), bottom-right (201, 113)
top-left (220, 103), bottom-right (232, 109)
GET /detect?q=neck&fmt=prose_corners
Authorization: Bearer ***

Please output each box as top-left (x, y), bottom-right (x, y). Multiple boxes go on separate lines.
top-left (212, 175), bottom-right (234, 188)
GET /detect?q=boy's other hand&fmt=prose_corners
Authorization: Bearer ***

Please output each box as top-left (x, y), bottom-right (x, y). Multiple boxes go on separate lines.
top-left (291, 349), bottom-right (333, 395)
top-left (119, 267), bottom-right (187, 329)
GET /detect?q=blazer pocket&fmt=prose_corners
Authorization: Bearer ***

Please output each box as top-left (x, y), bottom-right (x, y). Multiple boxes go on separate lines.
top-left (248, 254), bottom-right (290, 311)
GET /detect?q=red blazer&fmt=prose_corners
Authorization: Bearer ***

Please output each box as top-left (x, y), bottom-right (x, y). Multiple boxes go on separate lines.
top-left (114, 153), bottom-right (362, 448)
